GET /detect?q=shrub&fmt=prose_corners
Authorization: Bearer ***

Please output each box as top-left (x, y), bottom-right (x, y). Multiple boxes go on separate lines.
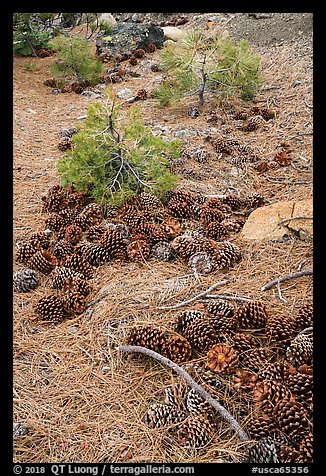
top-left (153, 30), bottom-right (263, 106)
top-left (49, 35), bottom-right (104, 84)
top-left (13, 13), bottom-right (57, 57)
top-left (57, 94), bottom-right (181, 206)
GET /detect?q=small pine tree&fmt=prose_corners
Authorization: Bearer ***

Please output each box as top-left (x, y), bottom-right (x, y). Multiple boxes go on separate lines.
top-left (13, 13), bottom-right (54, 57)
top-left (57, 92), bottom-right (181, 206)
top-left (49, 35), bottom-right (104, 85)
top-left (153, 30), bottom-right (263, 106)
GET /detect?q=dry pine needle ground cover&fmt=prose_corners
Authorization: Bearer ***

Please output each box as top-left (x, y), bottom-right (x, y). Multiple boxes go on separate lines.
top-left (13, 14), bottom-right (312, 463)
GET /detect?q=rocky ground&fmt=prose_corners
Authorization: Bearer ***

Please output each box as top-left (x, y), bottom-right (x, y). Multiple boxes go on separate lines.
top-left (13, 13), bottom-right (313, 464)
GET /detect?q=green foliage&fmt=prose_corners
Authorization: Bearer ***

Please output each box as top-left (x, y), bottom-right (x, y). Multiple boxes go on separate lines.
top-left (153, 30), bottom-right (263, 106)
top-left (13, 13), bottom-right (56, 56)
top-left (57, 95), bottom-right (180, 206)
top-left (22, 61), bottom-right (38, 72)
top-left (49, 35), bottom-right (104, 84)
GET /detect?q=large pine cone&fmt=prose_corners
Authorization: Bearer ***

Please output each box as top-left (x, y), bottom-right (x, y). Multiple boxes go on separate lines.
top-left (245, 437), bottom-right (278, 463)
top-left (266, 314), bottom-right (296, 349)
top-left (13, 268), bottom-right (40, 293)
top-left (27, 250), bottom-right (58, 274)
top-left (183, 319), bottom-right (218, 352)
top-left (286, 333), bottom-right (313, 367)
top-left (206, 344), bottom-right (238, 374)
top-left (126, 324), bottom-right (166, 353)
top-left (236, 301), bottom-right (269, 329)
top-left (176, 415), bottom-right (214, 448)
top-left (143, 403), bottom-right (187, 428)
top-left (34, 295), bottom-right (65, 322)
top-left (253, 379), bottom-right (291, 417)
top-left (272, 396), bottom-right (310, 444)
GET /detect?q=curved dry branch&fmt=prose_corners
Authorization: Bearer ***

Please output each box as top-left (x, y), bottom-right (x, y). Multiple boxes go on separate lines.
top-left (157, 279), bottom-right (230, 310)
top-left (261, 269), bottom-right (313, 291)
top-left (117, 345), bottom-right (249, 442)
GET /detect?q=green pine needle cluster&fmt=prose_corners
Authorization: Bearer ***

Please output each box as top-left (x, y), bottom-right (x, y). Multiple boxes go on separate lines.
top-left (153, 30), bottom-right (263, 106)
top-left (57, 95), bottom-right (180, 207)
top-left (49, 35), bottom-right (104, 84)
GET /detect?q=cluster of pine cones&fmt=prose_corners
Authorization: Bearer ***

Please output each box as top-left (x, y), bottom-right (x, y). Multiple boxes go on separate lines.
top-left (126, 300), bottom-right (313, 462)
top-left (14, 184), bottom-right (263, 322)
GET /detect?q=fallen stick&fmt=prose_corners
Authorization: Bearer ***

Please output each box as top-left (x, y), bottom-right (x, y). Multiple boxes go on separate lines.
top-left (203, 294), bottom-right (253, 303)
top-left (261, 269), bottom-right (313, 291)
top-left (117, 345), bottom-right (249, 442)
top-left (157, 279), bottom-right (229, 310)
top-left (279, 216), bottom-right (313, 226)
top-left (86, 290), bottom-right (110, 308)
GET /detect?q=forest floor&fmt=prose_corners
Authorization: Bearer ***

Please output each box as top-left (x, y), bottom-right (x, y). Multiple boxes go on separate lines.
top-left (13, 13), bottom-right (313, 463)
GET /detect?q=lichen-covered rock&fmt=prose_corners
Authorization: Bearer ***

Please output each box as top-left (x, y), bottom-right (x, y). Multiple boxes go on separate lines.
top-left (96, 23), bottom-right (165, 60)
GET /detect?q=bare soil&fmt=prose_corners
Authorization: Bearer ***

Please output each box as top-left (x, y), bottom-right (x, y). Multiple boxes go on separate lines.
top-left (13, 13), bottom-right (313, 464)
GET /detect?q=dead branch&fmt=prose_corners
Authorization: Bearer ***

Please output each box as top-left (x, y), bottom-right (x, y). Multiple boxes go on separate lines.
top-left (203, 294), bottom-right (253, 303)
top-left (116, 345), bottom-right (249, 442)
top-left (261, 269), bottom-right (313, 291)
top-left (157, 279), bottom-right (230, 310)
top-left (279, 216), bottom-right (313, 226)
top-left (276, 281), bottom-right (287, 304)
top-left (86, 290), bottom-right (110, 308)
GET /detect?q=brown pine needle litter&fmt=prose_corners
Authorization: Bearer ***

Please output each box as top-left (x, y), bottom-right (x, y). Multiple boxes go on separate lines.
top-left (14, 14), bottom-right (312, 464)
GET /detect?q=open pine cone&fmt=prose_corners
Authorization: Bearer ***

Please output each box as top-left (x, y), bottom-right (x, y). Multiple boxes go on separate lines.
top-left (206, 344), bottom-right (238, 374)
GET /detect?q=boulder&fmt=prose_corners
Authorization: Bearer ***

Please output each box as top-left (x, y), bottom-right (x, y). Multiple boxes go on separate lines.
top-left (240, 199), bottom-right (313, 241)
top-left (96, 23), bottom-right (165, 60)
top-left (98, 13), bottom-right (117, 28)
top-left (162, 26), bottom-right (186, 41)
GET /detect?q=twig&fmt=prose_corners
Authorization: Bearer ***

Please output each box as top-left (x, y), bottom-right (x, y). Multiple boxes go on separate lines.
top-left (261, 269), bottom-right (313, 291)
top-left (14, 359), bottom-right (49, 367)
top-left (297, 259), bottom-right (306, 271)
top-left (116, 345), bottom-right (249, 442)
top-left (276, 281), bottom-right (287, 304)
top-left (157, 279), bottom-right (229, 310)
top-left (297, 327), bottom-right (313, 336)
top-left (203, 294), bottom-right (253, 303)
top-left (278, 216), bottom-right (313, 225)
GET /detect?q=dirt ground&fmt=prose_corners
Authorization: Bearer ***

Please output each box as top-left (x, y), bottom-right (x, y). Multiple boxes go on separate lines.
top-left (13, 13), bottom-right (313, 464)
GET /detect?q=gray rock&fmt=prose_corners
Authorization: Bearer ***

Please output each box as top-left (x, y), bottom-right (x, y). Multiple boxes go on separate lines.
top-left (98, 13), bottom-right (117, 28)
top-left (174, 129), bottom-right (199, 138)
top-left (96, 23), bottom-right (165, 60)
top-left (117, 88), bottom-right (134, 99)
top-left (81, 90), bottom-right (103, 99)
top-left (13, 423), bottom-right (29, 438)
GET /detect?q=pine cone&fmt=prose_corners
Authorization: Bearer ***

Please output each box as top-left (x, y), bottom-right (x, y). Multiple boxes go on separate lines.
top-left (133, 222), bottom-right (166, 244)
top-left (207, 344), bottom-right (238, 374)
top-left (100, 229), bottom-right (128, 261)
top-left (173, 310), bottom-right (205, 333)
top-left (256, 360), bottom-right (292, 383)
top-left (43, 78), bottom-right (58, 88)
top-left (231, 369), bottom-right (257, 391)
top-left (159, 219), bottom-right (181, 239)
top-left (53, 239), bottom-right (74, 260)
top-left (236, 301), bottom-right (269, 329)
top-left (245, 437), bottom-right (278, 463)
top-left (13, 268), bottom-right (40, 293)
top-left (266, 314), bottom-right (296, 349)
top-left (127, 234), bottom-right (151, 261)
top-left (61, 275), bottom-right (92, 297)
top-left (205, 222), bottom-right (229, 240)
top-left (274, 151), bottom-right (292, 166)
top-left (27, 250), bottom-right (58, 274)
top-left (143, 403), bottom-right (187, 428)
top-left (242, 192), bottom-right (265, 209)
top-left (16, 242), bottom-right (41, 263)
top-left (57, 208), bottom-right (77, 226)
top-left (164, 380), bottom-right (188, 408)
top-left (136, 88), bottom-right (148, 100)
top-left (188, 252), bottom-right (216, 275)
top-left (185, 389), bottom-right (216, 421)
top-left (277, 443), bottom-right (301, 463)
top-left (272, 396), bottom-right (310, 444)
top-left (29, 231), bottom-right (51, 249)
top-left (200, 205), bottom-right (225, 226)
top-left (151, 241), bottom-right (173, 261)
top-left (136, 191), bottom-right (163, 211)
top-left (241, 347), bottom-right (272, 372)
top-left (245, 414), bottom-right (276, 440)
top-left (80, 203), bottom-right (103, 221)
top-left (294, 303), bottom-right (313, 332)
top-left (232, 333), bottom-right (257, 354)
top-left (129, 56), bottom-right (138, 66)
top-left (240, 115), bottom-right (265, 132)
top-left (85, 224), bottom-right (108, 242)
top-left (161, 333), bottom-right (193, 363)
top-left (126, 325), bottom-right (166, 353)
top-left (287, 367), bottom-right (313, 415)
top-left (62, 253), bottom-right (94, 279)
top-left (58, 136), bottom-right (72, 151)
top-left (133, 48), bottom-right (146, 58)
top-left (211, 241), bottom-right (242, 270)
top-left (253, 379), bottom-right (291, 417)
top-left (207, 313), bottom-right (239, 333)
top-left (210, 137), bottom-right (233, 154)
top-left (286, 334), bottom-right (313, 367)
top-left (41, 185), bottom-right (67, 213)
top-left (166, 199), bottom-right (193, 219)
top-left (221, 194), bottom-right (245, 211)
top-left (34, 295), bottom-right (65, 322)
top-left (45, 213), bottom-right (66, 232)
top-left (146, 43), bottom-right (157, 53)
top-left (74, 213), bottom-right (98, 231)
top-left (51, 266), bottom-right (85, 289)
top-left (298, 431), bottom-right (313, 463)
top-left (232, 109), bottom-right (249, 120)
top-left (206, 300), bottom-right (235, 318)
top-left (183, 319), bottom-right (218, 352)
top-left (176, 415), bottom-right (214, 448)
top-left (75, 242), bottom-right (110, 266)
top-left (62, 291), bottom-right (86, 315)
top-left (165, 189), bottom-right (197, 207)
